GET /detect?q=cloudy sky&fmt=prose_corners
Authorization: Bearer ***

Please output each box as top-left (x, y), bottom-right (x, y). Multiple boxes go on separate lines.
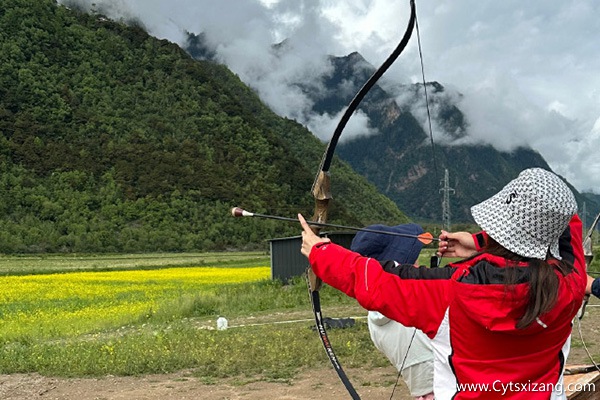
top-left (60, 0), bottom-right (600, 195)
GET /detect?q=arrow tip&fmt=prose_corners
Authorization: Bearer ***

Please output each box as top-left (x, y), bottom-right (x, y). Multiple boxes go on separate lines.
top-left (231, 207), bottom-right (253, 217)
top-left (231, 207), bottom-right (245, 217)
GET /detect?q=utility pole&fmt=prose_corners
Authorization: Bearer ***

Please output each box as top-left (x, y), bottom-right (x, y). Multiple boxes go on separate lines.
top-left (582, 201), bottom-right (587, 232)
top-left (440, 169), bottom-right (455, 232)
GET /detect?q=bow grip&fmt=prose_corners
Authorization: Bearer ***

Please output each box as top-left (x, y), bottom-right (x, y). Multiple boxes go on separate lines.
top-left (308, 171), bottom-right (333, 291)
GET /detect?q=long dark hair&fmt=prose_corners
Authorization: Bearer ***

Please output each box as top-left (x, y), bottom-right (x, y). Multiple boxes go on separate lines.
top-left (483, 237), bottom-right (574, 329)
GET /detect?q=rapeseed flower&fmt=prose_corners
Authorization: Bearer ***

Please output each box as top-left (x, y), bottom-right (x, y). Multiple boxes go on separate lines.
top-left (0, 266), bottom-right (269, 341)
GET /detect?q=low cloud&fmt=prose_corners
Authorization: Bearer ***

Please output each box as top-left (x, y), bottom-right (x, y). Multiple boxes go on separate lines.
top-left (57, 0), bottom-right (600, 194)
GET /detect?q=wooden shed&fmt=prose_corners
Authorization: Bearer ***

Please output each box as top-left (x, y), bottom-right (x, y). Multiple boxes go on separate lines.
top-left (269, 232), bottom-right (356, 282)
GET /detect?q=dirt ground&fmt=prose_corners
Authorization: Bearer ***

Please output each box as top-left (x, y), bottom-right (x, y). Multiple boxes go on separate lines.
top-left (0, 366), bottom-right (410, 400)
top-left (1, 303), bottom-right (599, 400)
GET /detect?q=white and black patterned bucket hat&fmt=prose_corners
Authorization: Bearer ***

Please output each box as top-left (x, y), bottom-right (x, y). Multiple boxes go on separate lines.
top-left (470, 168), bottom-right (577, 260)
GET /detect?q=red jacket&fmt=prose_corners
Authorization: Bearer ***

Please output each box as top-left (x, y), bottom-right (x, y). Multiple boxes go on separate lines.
top-left (309, 216), bottom-right (586, 399)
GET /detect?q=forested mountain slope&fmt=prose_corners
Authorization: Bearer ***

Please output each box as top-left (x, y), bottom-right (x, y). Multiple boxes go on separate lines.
top-left (0, 0), bottom-right (408, 253)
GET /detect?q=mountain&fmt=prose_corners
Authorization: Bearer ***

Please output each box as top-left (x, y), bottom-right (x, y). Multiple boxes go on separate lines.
top-left (306, 52), bottom-right (597, 224)
top-left (581, 193), bottom-right (600, 232)
top-left (0, 0), bottom-right (409, 253)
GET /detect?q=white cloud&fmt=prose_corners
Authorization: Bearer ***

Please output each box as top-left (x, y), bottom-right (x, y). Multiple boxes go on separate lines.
top-left (58, 0), bottom-right (600, 193)
top-left (307, 108), bottom-right (378, 142)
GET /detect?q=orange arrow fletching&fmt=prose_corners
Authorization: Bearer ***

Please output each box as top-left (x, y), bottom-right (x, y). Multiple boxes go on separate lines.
top-left (417, 232), bottom-right (434, 245)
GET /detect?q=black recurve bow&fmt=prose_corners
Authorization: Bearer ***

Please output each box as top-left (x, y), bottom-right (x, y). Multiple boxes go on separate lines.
top-left (306, 1), bottom-right (417, 398)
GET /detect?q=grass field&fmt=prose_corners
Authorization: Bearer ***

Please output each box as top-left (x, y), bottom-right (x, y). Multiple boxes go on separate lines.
top-left (0, 251), bottom-right (387, 380)
top-left (1, 247), bottom-right (598, 382)
top-left (0, 251), bottom-right (268, 275)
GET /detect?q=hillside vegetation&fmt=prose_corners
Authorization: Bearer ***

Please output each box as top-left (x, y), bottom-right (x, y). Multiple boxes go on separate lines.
top-left (0, 0), bottom-right (408, 253)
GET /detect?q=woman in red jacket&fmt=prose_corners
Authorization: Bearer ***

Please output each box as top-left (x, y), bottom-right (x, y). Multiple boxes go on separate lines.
top-left (299, 168), bottom-right (586, 400)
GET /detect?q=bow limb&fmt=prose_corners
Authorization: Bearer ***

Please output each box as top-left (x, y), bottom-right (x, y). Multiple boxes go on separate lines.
top-left (313, 0), bottom-right (417, 176)
top-left (307, 0), bottom-right (416, 290)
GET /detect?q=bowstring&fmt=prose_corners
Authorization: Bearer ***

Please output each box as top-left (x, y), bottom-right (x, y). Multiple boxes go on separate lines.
top-left (415, 7), bottom-right (444, 268)
top-left (389, 328), bottom-right (417, 400)
top-left (415, 14), bottom-right (439, 186)
top-left (390, 6), bottom-right (440, 398)
top-left (576, 314), bottom-right (600, 373)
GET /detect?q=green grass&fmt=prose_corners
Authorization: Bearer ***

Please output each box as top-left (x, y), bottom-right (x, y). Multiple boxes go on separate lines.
top-left (0, 317), bottom-right (385, 380)
top-left (0, 251), bottom-right (268, 275)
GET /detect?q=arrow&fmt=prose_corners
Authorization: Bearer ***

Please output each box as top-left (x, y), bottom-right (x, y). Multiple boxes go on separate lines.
top-left (231, 207), bottom-right (437, 245)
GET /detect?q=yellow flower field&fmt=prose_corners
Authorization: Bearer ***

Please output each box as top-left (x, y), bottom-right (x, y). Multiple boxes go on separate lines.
top-left (0, 266), bottom-right (270, 341)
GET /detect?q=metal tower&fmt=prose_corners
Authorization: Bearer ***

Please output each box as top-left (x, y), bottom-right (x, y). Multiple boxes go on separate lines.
top-left (440, 169), bottom-right (455, 232)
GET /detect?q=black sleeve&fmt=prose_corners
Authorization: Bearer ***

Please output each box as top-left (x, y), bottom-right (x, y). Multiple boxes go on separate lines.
top-left (558, 224), bottom-right (575, 265)
top-left (474, 232), bottom-right (487, 250)
top-left (592, 278), bottom-right (600, 299)
top-left (380, 260), bottom-right (456, 280)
